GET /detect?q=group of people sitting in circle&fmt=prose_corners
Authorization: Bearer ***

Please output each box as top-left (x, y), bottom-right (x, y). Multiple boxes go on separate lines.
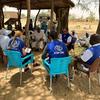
top-left (42, 29), bottom-right (100, 74)
top-left (0, 26), bottom-right (100, 76)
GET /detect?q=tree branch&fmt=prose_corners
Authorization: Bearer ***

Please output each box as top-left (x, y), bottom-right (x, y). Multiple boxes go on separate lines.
top-left (78, 0), bottom-right (81, 4)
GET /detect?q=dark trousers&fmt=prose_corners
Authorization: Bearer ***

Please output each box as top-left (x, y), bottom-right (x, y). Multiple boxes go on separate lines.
top-left (74, 57), bottom-right (90, 70)
top-left (22, 53), bottom-right (31, 66)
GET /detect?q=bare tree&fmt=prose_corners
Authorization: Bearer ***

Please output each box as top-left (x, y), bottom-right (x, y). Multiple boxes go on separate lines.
top-left (77, 0), bottom-right (100, 34)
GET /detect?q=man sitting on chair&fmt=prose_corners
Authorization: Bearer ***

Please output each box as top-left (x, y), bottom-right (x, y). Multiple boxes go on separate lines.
top-left (74, 34), bottom-right (100, 72)
top-left (8, 31), bottom-right (32, 72)
top-left (42, 32), bottom-right (69, 69)
top-left (59, 28), bottom-right (73, 51)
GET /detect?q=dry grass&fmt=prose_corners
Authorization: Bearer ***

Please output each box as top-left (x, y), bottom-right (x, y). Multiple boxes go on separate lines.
top-left (69, 20), bottom-right (98, 37)
top-left (0, 48), bottom-right (100, 100)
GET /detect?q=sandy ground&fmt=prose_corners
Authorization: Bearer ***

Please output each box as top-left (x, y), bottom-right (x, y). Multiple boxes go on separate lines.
top-left (0, 48), bottom-right (100, 100)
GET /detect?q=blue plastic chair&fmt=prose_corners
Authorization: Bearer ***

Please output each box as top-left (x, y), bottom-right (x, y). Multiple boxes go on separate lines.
top-left (43, 56), bottom-right (72, 91)
top-left (4, 50), bottom-right (34, 85)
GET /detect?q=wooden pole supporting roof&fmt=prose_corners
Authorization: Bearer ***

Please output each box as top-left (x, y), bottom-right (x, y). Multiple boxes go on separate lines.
top-left (17, 3), bottom-right (22, 30)
top-left (0, 0), bottom-right (4, 29)
top-left (25, 0), bottom-right (31, 47)
top-left (50, 0), bottom-right (54, 31)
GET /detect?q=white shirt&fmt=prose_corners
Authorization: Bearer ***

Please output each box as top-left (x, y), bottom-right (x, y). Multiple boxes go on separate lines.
top-left (33, 30), bottom-right (44, 41)
top-left (0, 29), bottom-right (11, 36)
top-left (67, 36), bottom-right (72, 43)
top-left (58, 34), bottom-right (62, 42)
top-left (81, 49), bottom-right (93, 62)
top-left (81, 43), bottom-right (100, 62)
top-left (0, 35), bottom-right (10, 50)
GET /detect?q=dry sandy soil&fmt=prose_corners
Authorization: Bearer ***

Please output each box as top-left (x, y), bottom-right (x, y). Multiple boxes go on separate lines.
top-left (0, 46), bottom-right (100, 100)
top-left (0, 20), bottom-right (100, 100)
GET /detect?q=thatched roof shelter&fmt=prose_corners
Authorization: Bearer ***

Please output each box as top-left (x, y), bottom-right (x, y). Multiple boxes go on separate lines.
top-left (4, 18), bottom-right (18, 25)
top-left (0, 0), bottom-right (75, 46)
top-left (0, 0), bottom-right (74, 9)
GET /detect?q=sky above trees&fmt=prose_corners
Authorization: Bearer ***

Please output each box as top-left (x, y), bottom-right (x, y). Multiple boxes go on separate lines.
top-left (3, 0), bottom-right (99, 19)
top-left (70, 0), bottom-right (99, 19)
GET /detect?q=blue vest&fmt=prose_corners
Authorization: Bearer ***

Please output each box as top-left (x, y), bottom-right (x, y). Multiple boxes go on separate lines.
top-left (62, 33), bottom-right (71, 43)
top-left (86, 45), bottom-right (100, 65)
top-left (8, 37), bottom-right (25, 55)
top-left (47, 40), bottom-right (68, 58)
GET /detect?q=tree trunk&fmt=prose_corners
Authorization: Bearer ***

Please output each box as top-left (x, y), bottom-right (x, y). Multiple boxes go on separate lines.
top-left (65, 7), bottom-right (69, 30)
top-left (34, 9), bottom-right (40, 28)
top-left (50, 0), bottom-right (54, 31)
top-left (55, 8), bottom-right (61, 34)
top-left (25, 0), bottom-right (31, 46)
top-left (58, 9), bottom-right (61, 34)
top-left (61, 7), bottom-right (70, 30)
top-left (96, 0), bottom-right (100, 34)
top-left (55, 7), bottom-right (70, 33)
top-left (2, 9), bottom-right (4, 28)
top-left (17, 3), bottom-right (22, 30)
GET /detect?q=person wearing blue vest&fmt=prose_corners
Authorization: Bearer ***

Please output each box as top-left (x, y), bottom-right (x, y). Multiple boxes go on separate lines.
top-left (8, 31), bottom-right (32, 72)
top-left (60, 28), bottom-right (73, 51)
top-left (74, 34), bottom-right (100, 71)
top-left (8, 33), bottom-right (25, 55)
top-left (42, 31), bottom-right (69, 69)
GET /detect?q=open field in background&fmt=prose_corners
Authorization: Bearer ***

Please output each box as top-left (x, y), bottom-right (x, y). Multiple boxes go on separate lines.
top-left (69, 20), bottom-right (98, 37)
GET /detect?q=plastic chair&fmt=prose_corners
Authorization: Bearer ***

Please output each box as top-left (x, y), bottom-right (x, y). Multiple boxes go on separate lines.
top-left (88, 58), bottom-right (100, 93)
top-left (4, 50), bottom-right (34, 85)
top-left (75, 58), bottom-right (100, 93)
top-left (43, 56), bottom-right (72, 91)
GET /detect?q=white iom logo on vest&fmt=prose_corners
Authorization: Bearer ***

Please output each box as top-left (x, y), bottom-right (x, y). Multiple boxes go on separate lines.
top-left (54, 45), bottom-right (64, 54)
